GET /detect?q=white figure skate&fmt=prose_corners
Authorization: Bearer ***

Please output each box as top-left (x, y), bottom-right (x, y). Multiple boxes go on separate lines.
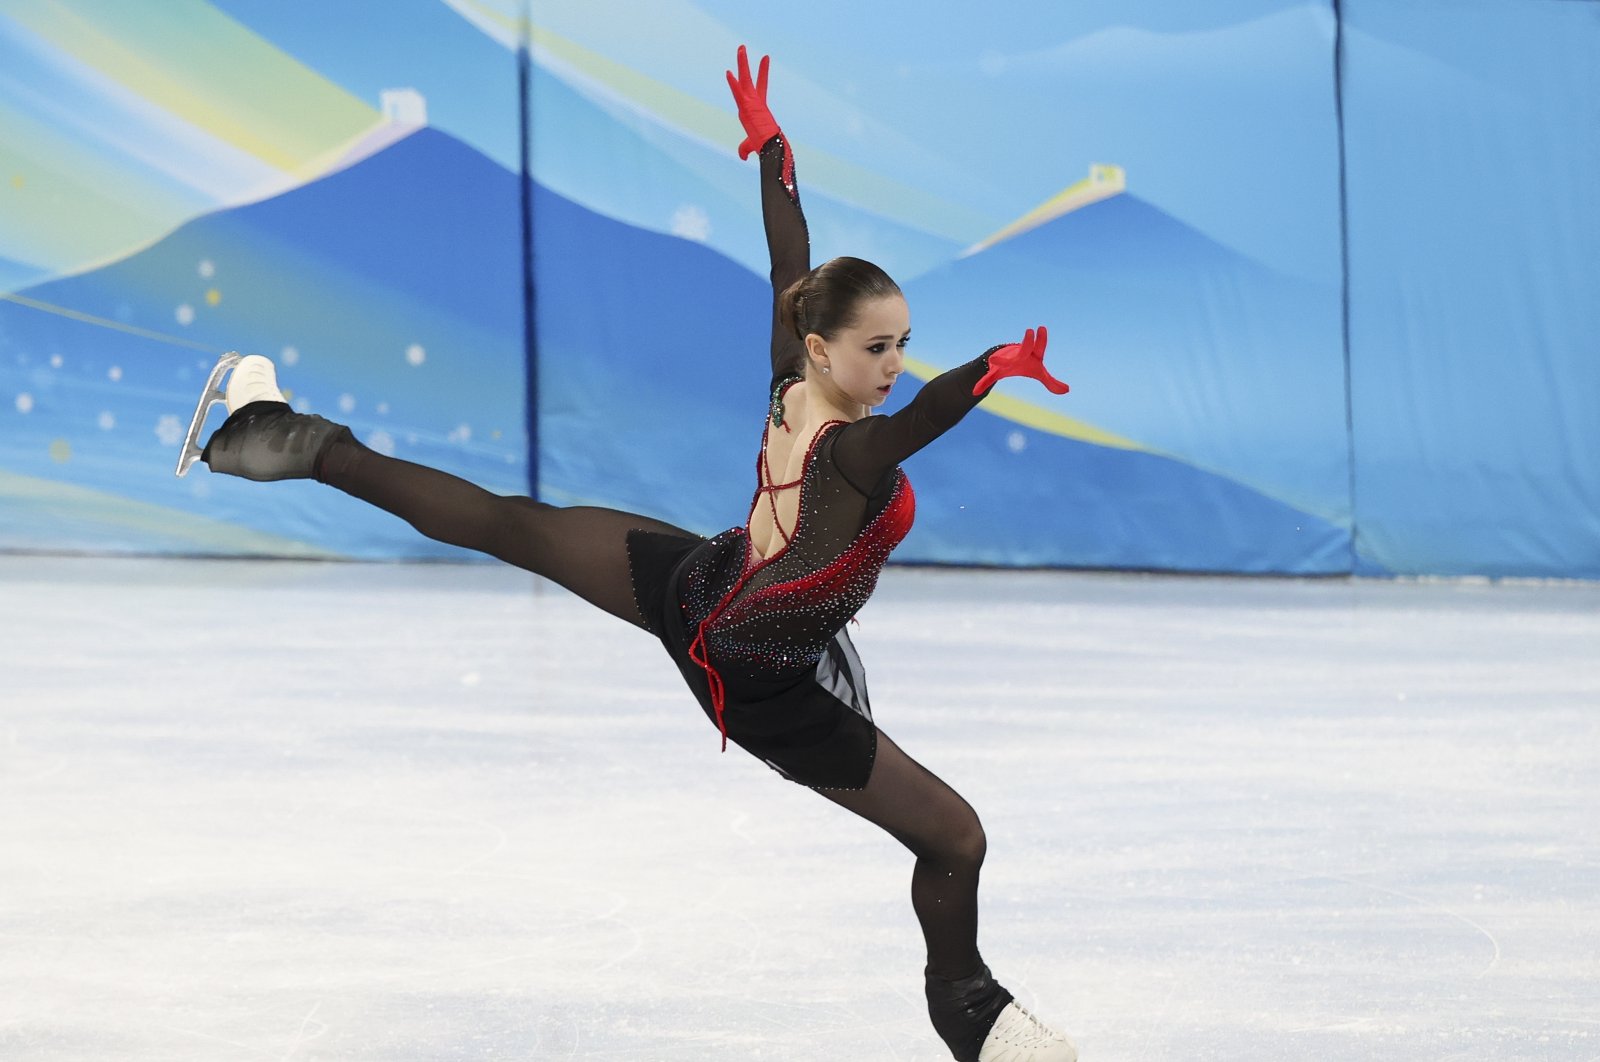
top-left (175, 353), bottom-right (345, 482)
top-left (174, 352), bottom-right (289, 476)
top-left (977, 1001), bottom-right (1078, 1062)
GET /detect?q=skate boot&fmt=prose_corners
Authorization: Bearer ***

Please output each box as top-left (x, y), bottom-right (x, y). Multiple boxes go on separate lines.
top-left (927, 963), bottom-right (1076, 1062)
top-left (193, 354), bottom-right (351, 481)
top-left (976, 1000), bottom-right (1077, 1062)
top-left (927, 963), bottom-right (1013, 1061)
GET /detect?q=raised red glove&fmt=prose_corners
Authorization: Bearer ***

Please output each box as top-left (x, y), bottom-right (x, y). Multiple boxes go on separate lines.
top-left (973, 326), bottom-right (1069, 396)
top-left (725, 45), bottom-right (781, 160)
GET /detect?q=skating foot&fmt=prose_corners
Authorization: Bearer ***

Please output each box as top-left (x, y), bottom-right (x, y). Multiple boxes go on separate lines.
top-left (977, 1001), bottom-right (1077, 1062)
top-left (927, 963), bottom-right (1014, 1061)
top-left (200, 402), bottom-right (349, 482)
top-left (192, 355), bottom-right (350, 482)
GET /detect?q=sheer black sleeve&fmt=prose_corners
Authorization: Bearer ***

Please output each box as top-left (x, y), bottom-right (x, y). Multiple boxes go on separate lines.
top-left (759, 133), bottom-right (810, 388)
top-left (831, 348), bottom-right (1002, 493)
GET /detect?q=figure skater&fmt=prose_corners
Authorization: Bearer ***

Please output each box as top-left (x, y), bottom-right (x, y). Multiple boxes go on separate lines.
top-left (186, 46), bottom-right (1076, 1062)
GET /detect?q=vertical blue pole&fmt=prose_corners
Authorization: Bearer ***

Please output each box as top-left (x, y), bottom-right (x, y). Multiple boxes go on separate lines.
top-left (518, 0), bottom-right (539, 501)
top-left (1332, 0), bottom-right (1357, 573)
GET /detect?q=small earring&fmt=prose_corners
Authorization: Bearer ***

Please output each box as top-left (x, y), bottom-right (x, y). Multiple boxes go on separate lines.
top-left (822, 366), bottom-right (830, 374)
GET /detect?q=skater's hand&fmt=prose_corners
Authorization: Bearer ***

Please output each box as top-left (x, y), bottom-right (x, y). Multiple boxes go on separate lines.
top-left (726, 45), bottom-right (781, 160)
top-left (973, 326), bottom-right (1069, 396)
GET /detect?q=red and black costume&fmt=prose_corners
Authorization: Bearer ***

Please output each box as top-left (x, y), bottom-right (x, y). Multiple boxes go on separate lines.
top-left (627, 130), bottom-right (1004, 789)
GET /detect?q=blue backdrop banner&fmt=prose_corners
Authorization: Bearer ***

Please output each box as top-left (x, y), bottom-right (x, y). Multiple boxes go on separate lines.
top-left (0, 1), bottom-right (1595, 578)
top-left (1342, 0), bottom-right (1600, 577)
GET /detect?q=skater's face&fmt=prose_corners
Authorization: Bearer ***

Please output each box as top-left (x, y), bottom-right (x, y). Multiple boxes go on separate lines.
top-left (807, 294), bottom-right (910, 410)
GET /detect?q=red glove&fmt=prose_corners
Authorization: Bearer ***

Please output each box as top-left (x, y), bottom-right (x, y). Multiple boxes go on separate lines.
top-left (726, 45), bottom-right (781, 160)
top-left (973, 326), bottom-right (1069, 396)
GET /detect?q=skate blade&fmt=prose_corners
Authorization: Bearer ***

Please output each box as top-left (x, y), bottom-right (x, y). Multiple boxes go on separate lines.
top-left (174, 351), bottom-right (243, 477)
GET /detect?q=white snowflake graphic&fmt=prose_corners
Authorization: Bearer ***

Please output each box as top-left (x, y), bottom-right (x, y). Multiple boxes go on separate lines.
top-left (155, 414), bottom-right (183, 447)
top-left (671, 204), bottom-right (711, 242)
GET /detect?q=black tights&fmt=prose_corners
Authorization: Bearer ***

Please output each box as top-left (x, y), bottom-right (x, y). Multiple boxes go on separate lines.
top-left (320, 436), bottom-right (986, 980)
top-left (821, 732), bottom-right (987, 979)
top-left (319, 437), bottom-right (693, 628)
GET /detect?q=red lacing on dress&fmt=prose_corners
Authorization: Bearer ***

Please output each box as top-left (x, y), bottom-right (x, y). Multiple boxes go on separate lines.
top-left (716, 473), bottom-right (915, 638)
top-left (688, 569), bottom-right (754, 752)
top-left (754, 454), bottom-right (801, 553)
top-left (694, 475), bottom-right (914, 751)
top-left (689, 418), bottom-right (844, 751)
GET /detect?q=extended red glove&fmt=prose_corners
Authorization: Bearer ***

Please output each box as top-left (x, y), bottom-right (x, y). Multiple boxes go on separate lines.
top-left (726, 45), bottom-right (781, 160)
top-left (973, 326), bottom-right (1069, 396)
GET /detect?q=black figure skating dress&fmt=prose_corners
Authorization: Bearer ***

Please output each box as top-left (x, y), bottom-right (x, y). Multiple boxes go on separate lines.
top-left (627, 134), bottom-right (1000, 789)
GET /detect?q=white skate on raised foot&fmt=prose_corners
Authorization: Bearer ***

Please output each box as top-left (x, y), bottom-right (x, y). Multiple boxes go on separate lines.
top-left (224, 353), bottom-right (287, 411)
top-left (977, 1001), bottom-right (1077, 1062)
top-left (174, 353), bottom-right (285, 476)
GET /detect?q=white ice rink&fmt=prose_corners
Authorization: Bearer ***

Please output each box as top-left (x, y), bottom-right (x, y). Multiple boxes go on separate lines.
top-left (2, 555), bottom-right (1597, 1061)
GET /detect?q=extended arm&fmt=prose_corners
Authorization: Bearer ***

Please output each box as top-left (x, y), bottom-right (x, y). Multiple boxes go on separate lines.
top-left (759, 135), bottom-right (809, 385)
top-left (728, 45), bottom-right (809, 386)
top-left (834, 327), bottom-right (1068, 490)
top-left (832, 353), bottom-right (995, 491)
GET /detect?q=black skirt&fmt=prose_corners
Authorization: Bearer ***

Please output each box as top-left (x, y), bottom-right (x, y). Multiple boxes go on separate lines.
top-left (627, 529), bottom-right (878, 790)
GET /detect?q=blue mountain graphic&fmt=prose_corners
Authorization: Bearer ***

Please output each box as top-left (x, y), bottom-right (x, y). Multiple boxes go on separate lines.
top-left (893, 191), bottom-right (1354, 570)
top-left (1, 128), bottom-right (527, 557)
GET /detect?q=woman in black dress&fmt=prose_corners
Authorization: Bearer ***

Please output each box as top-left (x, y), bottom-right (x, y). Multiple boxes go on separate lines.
top-left (194, 45), bottom-right (1075, 1062)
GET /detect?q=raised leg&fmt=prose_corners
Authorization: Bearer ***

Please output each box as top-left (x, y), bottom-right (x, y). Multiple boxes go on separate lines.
top-left (316, 435), bottom-right (697, 630)
top-left (192, 355), bottom-right (699, 630)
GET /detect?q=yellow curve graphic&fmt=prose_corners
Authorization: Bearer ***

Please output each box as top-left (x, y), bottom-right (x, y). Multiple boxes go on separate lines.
top-left (0, 292), bottom-right (221, 353)
top-left (0, 469), bottom-right (339, 557)
top-left (442, 0), bottom-right (992, 240)
top-left (3, 0), bottom-right (380, 175)
top-left (900, 354), bottom-right (1143, 452)
top-left (902, 354), bottom-right (1344, 528)
top-left (961, 164), bottom-right (1127, 258)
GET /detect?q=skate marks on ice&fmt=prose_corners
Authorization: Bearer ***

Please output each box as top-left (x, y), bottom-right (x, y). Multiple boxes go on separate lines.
top-left (1292, 871), bottom-right (1502, 979)
top-left (854, 570), bottom-right (1600, 1061)
top-left (0, 557), bottom-right (928, 1060)
top-left (1, 557), bottom-right (1598, 1059)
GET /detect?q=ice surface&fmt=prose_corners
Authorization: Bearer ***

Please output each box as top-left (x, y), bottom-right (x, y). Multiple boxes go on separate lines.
top-left (1, 556), bottom-right (1597, 1060)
